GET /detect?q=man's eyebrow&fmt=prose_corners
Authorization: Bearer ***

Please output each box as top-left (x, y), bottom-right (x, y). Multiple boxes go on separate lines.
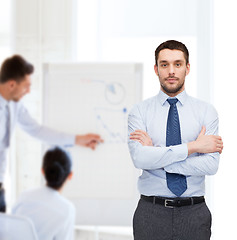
top-left (174, 59), bottom-right (184, 63)
top-left (159, 59), bottom-right (184, 63)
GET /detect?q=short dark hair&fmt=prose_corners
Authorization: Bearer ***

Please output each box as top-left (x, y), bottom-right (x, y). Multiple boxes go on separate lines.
top-left (42, 147), bottom-right (72, 190)
top-left (155, 40), bottom-right (189, 66)
top-left (0, 55), bottom-right (34, 83)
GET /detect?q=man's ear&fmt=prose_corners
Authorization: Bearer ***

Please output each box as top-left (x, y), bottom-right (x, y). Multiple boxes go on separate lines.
top-left (67, 171), bottom-right (73, 181)
top-left (186, 63), bottom-right (190, 76)
top-left (41, 168), bottom-right (45, 176)
top-left (7, 80), bottom-right (17, 90)
top-left (154, 64), bottom-right (159, 77)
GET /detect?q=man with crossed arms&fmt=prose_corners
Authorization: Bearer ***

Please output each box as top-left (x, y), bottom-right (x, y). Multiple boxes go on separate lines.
top-left (128, 40), bottom-right (223, 240)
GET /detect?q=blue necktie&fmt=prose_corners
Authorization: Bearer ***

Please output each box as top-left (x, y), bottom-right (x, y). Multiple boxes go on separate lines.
top-left (166, 98), bottom-right (187, 197)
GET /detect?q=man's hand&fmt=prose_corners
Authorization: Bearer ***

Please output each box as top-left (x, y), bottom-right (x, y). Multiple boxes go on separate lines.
top-left (75, 134), bottom-right (104, 150)
top-left (130, 130), bottom-right (153, 146)
top-left (188, 126), bottom-right (223, 155)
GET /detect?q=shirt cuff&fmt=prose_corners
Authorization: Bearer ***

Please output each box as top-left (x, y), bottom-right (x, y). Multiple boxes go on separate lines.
top-left (62, 134), bottom-right (76, 147)
top-left (170, 143), bottom-right (188, 164)
top-left (165, 144), bottom-right (188, 173)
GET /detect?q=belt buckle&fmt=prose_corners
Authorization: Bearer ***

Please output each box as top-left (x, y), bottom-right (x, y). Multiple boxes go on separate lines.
top-left (165, 199), bottom-right (174, 208)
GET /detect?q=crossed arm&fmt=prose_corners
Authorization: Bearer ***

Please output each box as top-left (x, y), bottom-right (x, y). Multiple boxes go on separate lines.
top-left (128, 106), bottom-right (223, 176)
top-left (130, 127), bottom-right (223, 176)
top-left (130, 126), bottom-right (223, 155)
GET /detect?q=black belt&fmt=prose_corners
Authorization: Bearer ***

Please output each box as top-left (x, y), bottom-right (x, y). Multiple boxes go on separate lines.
top-left (141, 195), bottom-right (205, 208)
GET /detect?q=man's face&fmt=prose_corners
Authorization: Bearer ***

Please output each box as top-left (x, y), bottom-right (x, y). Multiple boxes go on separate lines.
top-left (154, 49), bottom-right (190, 97)
top-left (9, 74), bottom-right (32, 101)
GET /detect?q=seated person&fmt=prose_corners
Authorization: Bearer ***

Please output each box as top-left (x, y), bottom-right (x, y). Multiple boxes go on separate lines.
top-left (12, 147), bottom-right (75, 240)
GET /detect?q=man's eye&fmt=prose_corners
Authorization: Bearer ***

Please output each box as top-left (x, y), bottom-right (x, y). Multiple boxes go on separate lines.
top-left (176, 63), bottom-right (181, 67)
top-left (161, 64), bottom-right (167, 67)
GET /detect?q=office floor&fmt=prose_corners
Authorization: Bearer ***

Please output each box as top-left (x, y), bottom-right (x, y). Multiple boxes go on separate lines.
top-left (74, 226), bottom-right (133, 240)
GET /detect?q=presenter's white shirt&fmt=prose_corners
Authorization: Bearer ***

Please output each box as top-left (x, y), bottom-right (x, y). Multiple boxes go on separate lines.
top-left (12, 186), bottom-right (76, 240)
top-left (0, 93), bottom-right (75, 182)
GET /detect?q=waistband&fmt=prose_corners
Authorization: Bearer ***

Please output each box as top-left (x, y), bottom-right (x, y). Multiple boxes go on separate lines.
top-left (141, 195), bottom-right (205, 208)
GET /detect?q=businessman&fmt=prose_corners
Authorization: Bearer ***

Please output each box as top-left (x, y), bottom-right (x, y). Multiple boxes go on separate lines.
top-left (128, 40), bottom-right (223, 240)
top-left (0, 55), bottom-right (103, 212)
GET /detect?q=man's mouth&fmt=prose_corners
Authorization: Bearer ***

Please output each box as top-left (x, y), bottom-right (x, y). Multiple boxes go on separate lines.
top-left (166, 78), bottom-right (178, 83)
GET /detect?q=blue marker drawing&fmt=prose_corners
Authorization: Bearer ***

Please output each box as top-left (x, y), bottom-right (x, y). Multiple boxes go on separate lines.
top-left (105, 83), bottom-right (126, 105)
top-left (80, 79), bottom-right (126, 105)
top-left (94, 107), bottom-right (127, 143)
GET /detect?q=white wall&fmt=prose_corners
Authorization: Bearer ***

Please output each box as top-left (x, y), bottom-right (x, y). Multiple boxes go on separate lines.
top-left (0, 0), bottom-right (11, 63)
top-left (10, 0), bottom-right (77, 203)
top-left (212, 0), bottom-right (237, 239)
top-left (77, 0), bottom-right (212, 101)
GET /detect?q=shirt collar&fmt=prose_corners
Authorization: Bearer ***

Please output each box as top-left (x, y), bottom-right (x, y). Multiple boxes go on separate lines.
top-left (44, 185), bottom-right (60, 195)
top-left (0, 93), bottom-right (8, 109)
top-left (157, 89), bottom-right (188, 106)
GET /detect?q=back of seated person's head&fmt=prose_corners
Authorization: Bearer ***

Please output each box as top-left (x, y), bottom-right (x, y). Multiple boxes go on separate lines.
top-left (42, 147), bottom-right (72, 191)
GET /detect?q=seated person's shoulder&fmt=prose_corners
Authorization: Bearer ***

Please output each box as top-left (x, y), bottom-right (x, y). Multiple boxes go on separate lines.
top-left (56, 194), bottom-right (76, 217)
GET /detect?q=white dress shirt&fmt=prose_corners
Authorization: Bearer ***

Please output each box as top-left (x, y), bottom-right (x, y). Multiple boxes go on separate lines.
top-left (0, 93), bottom-right (75, 182)
top-left (128, 90), bottom-right (220, 198)
top-left (12, 186), bottom-right (76, 240)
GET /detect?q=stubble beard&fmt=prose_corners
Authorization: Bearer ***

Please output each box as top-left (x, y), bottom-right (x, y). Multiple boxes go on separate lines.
top-left (160, 80), bottom-right (185, 94)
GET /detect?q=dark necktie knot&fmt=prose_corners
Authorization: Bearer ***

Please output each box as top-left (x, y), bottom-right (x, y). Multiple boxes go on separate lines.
top-left (167, 98), bottom-right (178, 105)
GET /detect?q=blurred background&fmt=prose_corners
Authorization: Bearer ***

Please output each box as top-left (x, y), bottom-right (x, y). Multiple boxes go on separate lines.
top-left (0, 0), bottom-right (236, 239)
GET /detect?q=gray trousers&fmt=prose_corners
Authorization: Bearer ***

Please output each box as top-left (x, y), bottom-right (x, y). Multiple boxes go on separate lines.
top-left (133, 198), bottom-right (212, 240)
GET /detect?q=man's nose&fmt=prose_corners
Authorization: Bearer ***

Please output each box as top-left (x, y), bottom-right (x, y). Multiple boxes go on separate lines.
top-left (168, 65), bottom-right (175, 75)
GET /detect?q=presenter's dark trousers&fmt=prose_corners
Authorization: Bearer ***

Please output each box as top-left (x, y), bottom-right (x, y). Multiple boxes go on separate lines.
top-left (133, 197), bottom-right (211, 240)
top-left (0, 186), bottom-right (6, 213)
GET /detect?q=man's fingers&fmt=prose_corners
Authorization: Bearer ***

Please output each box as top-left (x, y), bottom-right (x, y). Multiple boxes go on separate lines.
top-left (130, 130), bottom-right (146, 136)
top-left (130, 130), bottom-right (149, 140)
top-left (130, 132), bottom-right (144, 138)
top-left (213, 135), bottom-right (222, 141)
top-left (130, 137), bottom-right (143, 144)
top-left (87, 141), bottom-right (98, 150)
top-left (216, 143), bottom-right (223, 149)
top-left (215, 137), bottom-right (223, 146)
top-left (133, 129), bottom-right (145, 133)
top-left (215, 141), bottom-right (224, 154)
top-left (90, 134), bottom-right (104, 143)
top-left (218, 147), bottom-right (223, 154)
top-left (129, 130), bottom-right (152, 147)
top-left (130, 136), bottom-right (142, 141)
top-left (130, 132), bottom-right (147, 141)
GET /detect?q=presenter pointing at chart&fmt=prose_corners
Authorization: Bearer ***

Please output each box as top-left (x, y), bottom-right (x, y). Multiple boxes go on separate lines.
top-left (0, 55), bottom-right (103, 212)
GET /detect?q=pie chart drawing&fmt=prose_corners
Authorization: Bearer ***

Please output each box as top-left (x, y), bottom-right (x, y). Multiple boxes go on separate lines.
top-left (105, 82), bottom-right (126, 105)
